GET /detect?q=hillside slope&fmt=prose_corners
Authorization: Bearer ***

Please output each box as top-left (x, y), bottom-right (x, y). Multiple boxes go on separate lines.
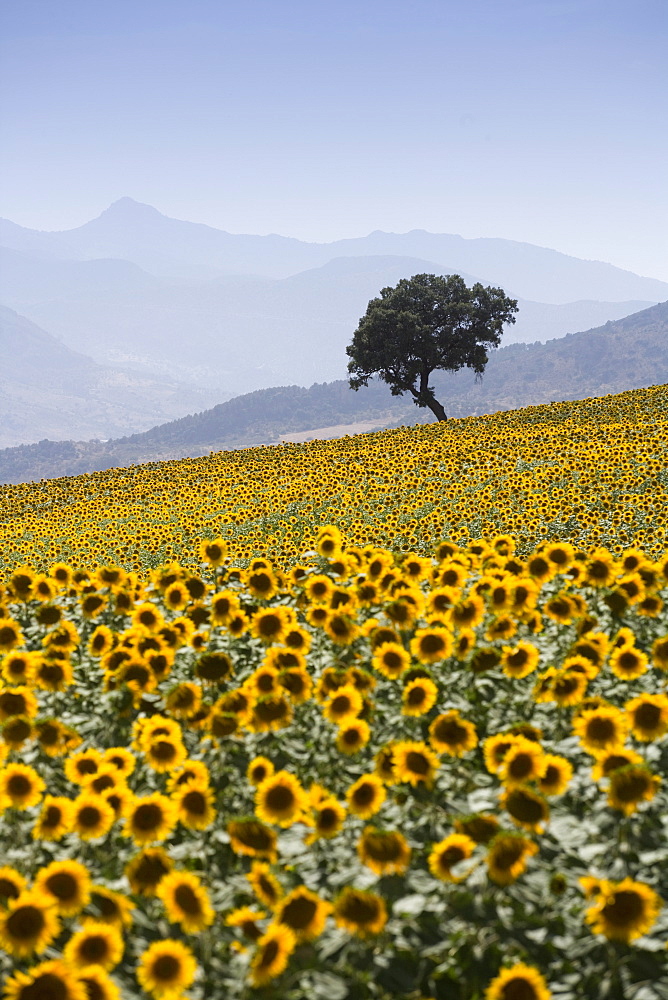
top-left (0, 306), bottom-right (224, 448)
top-left (2, 300), bottom-right (666, 485)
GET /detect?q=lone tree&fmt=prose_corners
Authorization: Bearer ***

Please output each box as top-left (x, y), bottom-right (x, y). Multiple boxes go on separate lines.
top-left (346, 273), bottom-right (518, 421)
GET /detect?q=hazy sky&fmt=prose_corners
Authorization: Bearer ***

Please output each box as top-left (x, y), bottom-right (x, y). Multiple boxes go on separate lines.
top-left (2, 0), bottom-right (667, 280)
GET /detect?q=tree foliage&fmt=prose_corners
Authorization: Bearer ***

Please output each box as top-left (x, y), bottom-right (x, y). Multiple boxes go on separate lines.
top-left (347, 273), bottom-right (519, 420)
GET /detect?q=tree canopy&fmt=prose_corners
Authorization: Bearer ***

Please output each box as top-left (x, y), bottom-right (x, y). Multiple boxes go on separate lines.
top-left (346, 273), bottom-right (519, 420)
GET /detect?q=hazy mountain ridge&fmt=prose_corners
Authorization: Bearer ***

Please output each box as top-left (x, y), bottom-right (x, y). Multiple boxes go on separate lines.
top-left (0, 306), bottom-right (226, 449)
top-left (2, 300), bottom-right (666, 485)
top-left (3, 198), bottom-right (667, 301)
top-left (0, 246), bottom-right (655, 397)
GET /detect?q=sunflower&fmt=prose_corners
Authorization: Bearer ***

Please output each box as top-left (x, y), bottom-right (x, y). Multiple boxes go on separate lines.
top-left (410, 626), bottom-right (452, 664)
top-left (591, 746), bottom-right (642, 782)
top-left (0, 889), bottom-right (60, 958)
top-left (451, 594), bottom-right (485, 629)
top-left (228, 818), bottom-right (278, 861)
top-left (255, 770), bottom-right (308, 827)
top-left (401, 677), bottom-right (438, 716)
top-left (125, 847), bottom-right (173, 896)
top-left (72, 792), bottom-right (116, 841)
top-left (454, 812), bottom-right (501, 845)
top-left (249, 923), bottom-right (296, 987)
top-left (584, 877), bottom-right (661, 943)
top-left (372, 642), bottom-right (411, 680)
top-left (195, 649), bottom-right (234, 683)
top-left (173, 781), bottom-right (216, 830)
top-left (64, 748), bottom-right (104, 784)
top-left (275, 885), bottom-right (331, 941)
top-left (244, 756), bottom-right (274, 788)
top-left (35, 859), bottom-right (91, 917)
top-left (502, 786), bottom-right (550, 833)
top-left (428, 833), bottom-right (476, 882)
top-left (609, 645), bottom-right (648, 681)
top-left (346, 774), bottom-right (386, 819)
top-left (4, 960), bottom-right (87, 1000)
top-left (0, 617), bottom-right (24, 653)
top-left (550, 669), bottom-right (588, 708)
top-left (392, 740), bottom-right (440, 787)
top-left (247, 695), bottom-right (294, 733)
top-left (247, 861), bottom-right (284, 908)
top-left (538, 755), bottom-right (573, 796)
top-left (0, 686), bottom-right (38, 723)
top-left (279, 666), bottom-right (313, 703)
top-left (306, 795), bottom-right (346, 843)
top-left (76, 968), bottom-right (121, 1000)
top-left (0, 763), bottom-right (45, 809)
top-left (137, 939), bottom-right (197, 997)
top-left (102, 746), bottom-right (136, 777)
top-left (251, 607), bottom-right (293, 645)
top-left (226, 905), bottom-right (266, 941)
top-left (2, 715), bottom-right (33, 751)
top-left (358, 828), bottom-right (412, 876)
top-left (500, 641), bottom-right (540, 679)
top-left (499, 738), bottom-right (546, 787)
top-left (625, 692), bottom-right (668, 741)
top-left (335, 718), bottom-right (371, 755)
top-left (144, 736), bottom-right (187, 774)
top-left (607, 764), bottom-right (659, 815)
top-left (486, 832), bottom-right (538, 885)
top-left (323, 612), bottom-right (359, 645)
top-left (484, 963), bottom-right (551, 1000)
top-left (333, 887), bottom-right (387, 937)
top-left (0, 867), bottom-right (27, 903)
top-left (573, 706), bottom-right (629, 754)
top-left (483, 733), bottom-right (520, 774)
top-left (429, 711), bottom-right (478, 756)
top-left (651, 635), bottom-right (668, 670)
top-left (63, 920), bottom-right (124, 971)
top-left (85, 886), bottom-right (134, 929)
top-left (1, 650), bottom-right (37, 684)
top-left (123, 793), bottom-right (177, 845)
top-left (157, 870), bottom-right (215, 933)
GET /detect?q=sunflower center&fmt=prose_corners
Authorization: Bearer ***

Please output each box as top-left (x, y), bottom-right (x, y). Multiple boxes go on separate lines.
top-left (81, 934), bottom-right (110, 963)
top-left (407, 686), bottom-right (427, 706)
top-left (586, 717), bottom-right (615, 742)
top-left (340, 894), bottom-right (379, 925)
top-left (175, 884), bottom-right (203, 916)
top-left (151, 740), bottom-right (178, 762)
top-left (635, 703), bottom-right (661, 729)
top-left (7, 905), bottom-right (45, 939)
top-left (7, 774), bottom-right (31, 797)
top-left (153, 954), bottom-right (180, 982)
top-left (602, 890), bottom-right (645, 926)
top-left (611, 769), bottom-right (652, 802)
top-left (265, 785), bottom-right (295, 812)
top-left (19, 973), bottom-right (69, 1000)
top-left (257, 939), bottom-right (279, 969)
top-left (79, 806), bottom-right (103, 829)
top-left (134, 804), bottom-right (164, 831)
top-left (352, 783), bottom-right (375, 807)
top-left (440, 846), bottom-right (466, 867)
top-left (506, 790), bottom-right (546, 824)
top-left (420, 634), bottom-right (446, 655)
top-left (499, 977), bottom-right (540, 1000)
top-left (405, 751), bottom-right (429, 775)
top-left (281, 896), bottom-right (317, 930)
top-left (134, 855), bottom-right (170, 888)
top-left (0, 693), bottom-right (27, 716)
top-left (182, 790), bottom-right (207, 815)
top-left (46, 872), bottom-right (78, 901)
top-left (508, 753), bottom-right (534, 779)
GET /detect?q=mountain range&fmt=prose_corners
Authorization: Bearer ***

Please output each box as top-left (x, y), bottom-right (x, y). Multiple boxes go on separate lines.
top-left (2, 198), bottom-right (667, 449)
top-left (2, 299), bottom-right (666, 485)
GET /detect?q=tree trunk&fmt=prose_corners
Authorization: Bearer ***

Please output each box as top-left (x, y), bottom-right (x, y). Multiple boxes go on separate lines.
top-left (426, 396), bottom-right (448, 421)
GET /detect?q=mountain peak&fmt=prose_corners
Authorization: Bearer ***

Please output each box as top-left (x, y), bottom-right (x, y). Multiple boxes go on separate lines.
top-left (98, 197), bottom-right (163, 219)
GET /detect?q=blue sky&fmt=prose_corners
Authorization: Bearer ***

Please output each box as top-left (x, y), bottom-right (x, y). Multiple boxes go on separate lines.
top-left (1, 0), bottom-right (667, 279)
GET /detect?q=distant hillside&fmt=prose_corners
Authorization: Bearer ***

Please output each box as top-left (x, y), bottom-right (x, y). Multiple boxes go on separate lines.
top-left (0, 306), bottom-right (224, 449)
top-left (0, 245), bottom-right (655, 394)
top-left (2, 300), bottom-right (667, 485)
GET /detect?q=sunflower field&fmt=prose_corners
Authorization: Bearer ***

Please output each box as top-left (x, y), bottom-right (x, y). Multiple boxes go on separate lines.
top-left (0, 385), bottom-right (668, 999)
